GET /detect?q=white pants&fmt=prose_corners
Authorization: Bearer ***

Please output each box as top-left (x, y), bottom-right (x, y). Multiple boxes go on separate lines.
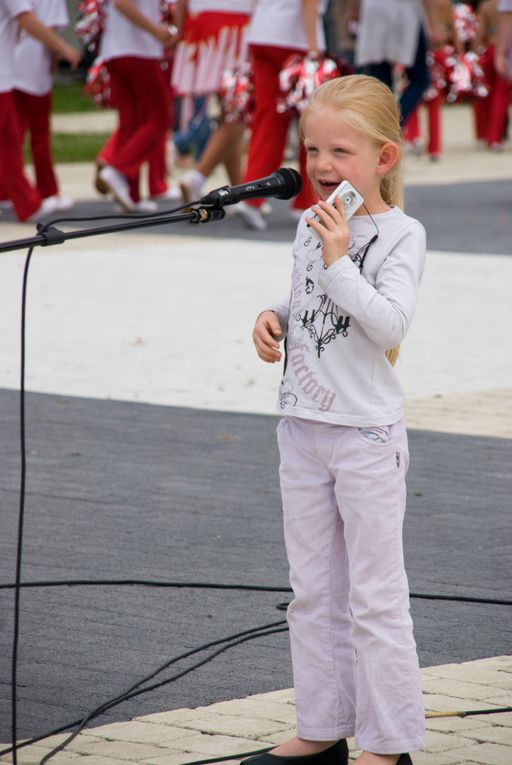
top-left (277, 416), bottom-right (425, 754)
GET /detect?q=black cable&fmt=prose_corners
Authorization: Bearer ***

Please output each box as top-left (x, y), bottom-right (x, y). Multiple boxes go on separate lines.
top-left (1, 578), bottom-right (510, 606)
top-left (35, 200), bottom-right (195, 231)
top-left (0, 620), bottom-right (286, 760)
top-left (10, 246), bottom-right (35, 765)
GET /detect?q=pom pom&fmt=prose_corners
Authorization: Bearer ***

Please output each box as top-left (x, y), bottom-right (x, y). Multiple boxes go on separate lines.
top-left (219, 63), bottom-right (254, 124)
top-left (74, 0), bottom-right (106, 53)
top-left (453, 2), bottom-right (479, 44)
top-left (84, 58), bottom-right (111, 108)
top-left (277, 53), bottom-right (352, 115)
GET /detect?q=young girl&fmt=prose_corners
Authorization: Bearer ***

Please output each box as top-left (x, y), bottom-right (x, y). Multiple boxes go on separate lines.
top-left (246, 75), bottom-right (426, 765)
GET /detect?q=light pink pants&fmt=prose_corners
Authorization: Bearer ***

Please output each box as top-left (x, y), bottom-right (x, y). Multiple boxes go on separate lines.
top-left (277, 416), bottom-right (425, 755)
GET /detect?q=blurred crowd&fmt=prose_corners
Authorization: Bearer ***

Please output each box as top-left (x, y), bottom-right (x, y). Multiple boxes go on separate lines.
top-left (0, 0), bottom-right (511, 224)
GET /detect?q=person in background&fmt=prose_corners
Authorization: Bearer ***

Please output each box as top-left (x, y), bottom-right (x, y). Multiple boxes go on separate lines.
top-left (173, 0), bottom-right (254, 206)
top-left (403, 0), bottom-right (463, 161)
top-left (234, 0), bottom-right (328, 231)
top-left (0, 0), bottom-right (80, 222)
top-left (96, 0), bottom-right (176, 212)
top-left (351, 0), bottom-right (440, 125)
top-left (495, 0), bottom-right (512, 76)
top-left (8, 0), bottom-right (75, 213)
top-left (473, 0), bottom-right (512, 150)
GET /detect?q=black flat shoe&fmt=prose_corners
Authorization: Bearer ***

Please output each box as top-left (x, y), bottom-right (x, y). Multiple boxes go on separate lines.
top-left (240, 739), bottom-right (349, 765)
top-left (396, 755), bottom-right (413, 765)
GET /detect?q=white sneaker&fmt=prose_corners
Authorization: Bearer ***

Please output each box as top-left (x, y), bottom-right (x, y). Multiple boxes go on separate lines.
top-left (99, 165), bottom-right (134, 211)
top-left (151, 185), bottom-right (182, 202)
top-left (234, 201), bottom-right (267, 231)
top-left (133, 199), bottom-right (158, 213)
top-left (45, 194), bottom-right (74, 211)
top-left (113, 199), bottom-right (158, 214)
top-left (179, 169), bottom-right (205, 204)
top-left (27, 195), bottom-right (61, 222)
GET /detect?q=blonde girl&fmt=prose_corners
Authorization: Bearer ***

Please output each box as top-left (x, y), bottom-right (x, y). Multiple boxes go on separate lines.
top-left (246, 75), bottom-right (426, 765)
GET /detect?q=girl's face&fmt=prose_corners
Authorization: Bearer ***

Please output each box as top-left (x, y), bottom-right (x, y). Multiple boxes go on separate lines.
top-left (302, 106), bottom-right (397, 212)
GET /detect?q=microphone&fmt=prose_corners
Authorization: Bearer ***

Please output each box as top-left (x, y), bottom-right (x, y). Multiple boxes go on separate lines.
top-left (199, 167), bottom-right (302, 207)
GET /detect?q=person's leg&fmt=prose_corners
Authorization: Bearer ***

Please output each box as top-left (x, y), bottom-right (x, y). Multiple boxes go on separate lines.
top-left (0, 91), bottom-right (42, 220)
top-left (278, 417), bottom-right (356, 751)
top-left (486, 71), bottom-right (512, 148)
top-left (427, 94), bottom-right (442, 158)
top-left (110, 58), bottom-right (169, 178)
top-left (362, 62), bottom-right (393, 91)
top-left (196, 118), bottom-right (246, 182)
top-left (15, 90), bottom-right (59, 198)
top-left (332, 420), bottom-right (424, 757)
top-left (242, 44), bottom-right (295, 208)
top-left (400, 27), bottom-right (430, 125)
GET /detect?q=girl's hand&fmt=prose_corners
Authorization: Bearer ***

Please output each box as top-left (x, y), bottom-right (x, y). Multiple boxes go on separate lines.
top-left (306, 196), bottom-right (350, 268)
top-left (252, 311), bottom-right (283, 363)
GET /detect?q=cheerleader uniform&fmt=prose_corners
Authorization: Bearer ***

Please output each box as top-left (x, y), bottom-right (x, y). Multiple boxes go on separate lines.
top-left (98, 0), bottom-right (171, 208)
top-left (240, 0), bottom-right (327, 214)
top-left (0, 0), bottom-right (45, 220)
top-left (13, 0), bottom-right (71, 205)
top-left (171, 0), bottom-right (253, 128)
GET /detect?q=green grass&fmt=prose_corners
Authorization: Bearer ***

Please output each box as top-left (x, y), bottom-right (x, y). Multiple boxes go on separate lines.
top-left (52, 82), bottom-right (97, 113)
top-left (24, 132), bottom-right (111, 163)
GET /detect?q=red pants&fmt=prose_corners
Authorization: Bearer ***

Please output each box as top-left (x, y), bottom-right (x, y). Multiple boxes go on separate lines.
top-left (243, 44), bottom-right (316, 211)
top-left (13, 89), bottom-right (58, 198)
top-left (0, 90), bottom-right (41, 220)
top-left (102, 56), bottom-right (171, 199)
top-left (404, 94), bottom-right (443, 156)
top-left (473, 46), bottom-right (512, 146)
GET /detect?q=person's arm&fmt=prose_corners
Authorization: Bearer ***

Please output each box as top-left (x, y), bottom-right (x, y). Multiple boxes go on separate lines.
top-left (174, 0), bottom-right (188, 38)
top-left (16, 11), bottom-right (80, 68)
top-left (301, 0), bottom-right (321, 55)
top-left (112, 0), bottom-right (175, 46)
top-left (421, 0), bottom-right (443, 45)
top-left (495, 11), bottom-right (512, 77)
top-left (253, 309), bottom-right (286, 363)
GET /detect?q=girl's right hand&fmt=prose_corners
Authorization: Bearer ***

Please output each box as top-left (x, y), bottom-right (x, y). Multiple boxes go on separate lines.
top-left (252, 311), bottom-right (283, 363)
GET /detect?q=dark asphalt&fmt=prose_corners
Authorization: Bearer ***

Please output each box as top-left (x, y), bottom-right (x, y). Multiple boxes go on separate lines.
top-left (0, 389), bottom-right (511, 744)
top-left (1, 179), bottom-right (511, 254)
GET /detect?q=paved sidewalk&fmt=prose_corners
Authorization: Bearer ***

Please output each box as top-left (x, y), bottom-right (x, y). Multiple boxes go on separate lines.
top-left (1, 656), bottom-right (511, 764)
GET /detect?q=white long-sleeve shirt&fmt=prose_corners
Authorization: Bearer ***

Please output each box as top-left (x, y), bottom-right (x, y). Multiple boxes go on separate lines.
top-left (272, 206), bottom-right (426, 427)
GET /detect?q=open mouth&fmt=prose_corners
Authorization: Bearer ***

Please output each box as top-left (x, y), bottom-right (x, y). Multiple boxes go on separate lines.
top-left (317, 179), bottom-right (340, 195)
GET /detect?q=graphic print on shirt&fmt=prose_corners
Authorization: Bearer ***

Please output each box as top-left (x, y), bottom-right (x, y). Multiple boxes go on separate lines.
top-left (294, 232), bottom-right (369, 360)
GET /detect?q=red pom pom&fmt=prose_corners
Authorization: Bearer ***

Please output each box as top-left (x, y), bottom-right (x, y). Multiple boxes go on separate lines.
top-left (219, 63), bottom-right (255, 125)
top-left (277, 53), bottom-right (352, 115)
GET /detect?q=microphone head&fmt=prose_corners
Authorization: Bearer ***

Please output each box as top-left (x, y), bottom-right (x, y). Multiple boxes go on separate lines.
top-left (274, 167), bottom-right (302, 200)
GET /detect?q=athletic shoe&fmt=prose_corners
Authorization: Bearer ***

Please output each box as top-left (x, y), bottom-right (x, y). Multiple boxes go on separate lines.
top-left (151, 186), bottom-right (182, 202)
top-left (113, 199), bottom-right (158, 214)
top-left (45, 194), bottom-right (74, 211)
top-left (0, 199), bottom-right (13, 210)
top-left (179, 169), bottom-right (205, 204)
top-left (234, 201), bottom-right (267, 231)
top-left (27, 195), bottom-right (61, 222)
top-left (99, 165), bottom-right (134, 211)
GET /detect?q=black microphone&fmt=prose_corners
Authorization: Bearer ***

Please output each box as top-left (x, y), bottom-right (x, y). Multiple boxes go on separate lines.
top-left (199, 167), bottom-right (302, 207)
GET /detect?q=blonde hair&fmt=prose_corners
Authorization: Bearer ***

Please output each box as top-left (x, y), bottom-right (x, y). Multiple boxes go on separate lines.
top-left (300, 74), bottom-right (404, 365)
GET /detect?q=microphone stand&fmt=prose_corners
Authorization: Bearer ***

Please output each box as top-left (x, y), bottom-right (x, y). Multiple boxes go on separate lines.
top-left (0, 204), bottom-right (226, 254)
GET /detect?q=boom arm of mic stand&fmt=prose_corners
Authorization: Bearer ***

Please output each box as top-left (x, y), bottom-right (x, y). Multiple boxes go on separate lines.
top-left (0, 205), bottom-right (226, 254)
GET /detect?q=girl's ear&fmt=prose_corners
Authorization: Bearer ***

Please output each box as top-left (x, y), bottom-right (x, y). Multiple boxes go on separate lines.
top-left (377, 142), bottom-right (399, 176)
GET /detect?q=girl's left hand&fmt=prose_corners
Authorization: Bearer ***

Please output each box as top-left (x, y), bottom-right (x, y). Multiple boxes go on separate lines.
top-left (306, 196), bottom-right (350, 268)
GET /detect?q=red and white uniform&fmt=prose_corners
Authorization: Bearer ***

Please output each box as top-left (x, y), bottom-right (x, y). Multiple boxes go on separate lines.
top-left (242, 0), bottom-right (327, 212)
top-left (12, 0), bottom-right (69, 199)
top-left (98, 0), bottom-right (171, 199)
top-left (0, 0), bottom-right (43, 219)
top-left (172, 0), bottom-right (253, 102)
